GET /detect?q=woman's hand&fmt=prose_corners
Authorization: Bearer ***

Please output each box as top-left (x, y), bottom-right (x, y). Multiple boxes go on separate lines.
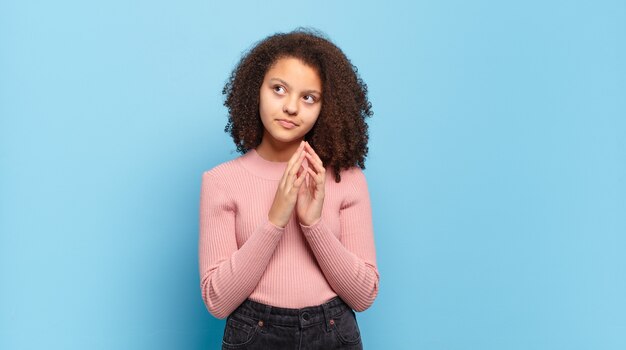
top-left (297, 141), bottom-right (326, 226)
top-left (268, 141), bottom-right (308, 228)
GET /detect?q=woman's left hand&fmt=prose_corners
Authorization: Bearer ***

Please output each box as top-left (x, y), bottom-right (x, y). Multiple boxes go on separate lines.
top-left (297, 141), bottom-right (326, 226)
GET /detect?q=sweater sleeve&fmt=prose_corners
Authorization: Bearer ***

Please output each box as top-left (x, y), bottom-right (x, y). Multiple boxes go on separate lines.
top-left (299, 168), bottom-right (380, 312)
top-left (198, 171), bottom-right (285, 319)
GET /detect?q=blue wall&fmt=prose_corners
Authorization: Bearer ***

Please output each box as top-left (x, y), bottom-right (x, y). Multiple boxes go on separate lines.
top-left (1, 1), bottom-right (624, 349)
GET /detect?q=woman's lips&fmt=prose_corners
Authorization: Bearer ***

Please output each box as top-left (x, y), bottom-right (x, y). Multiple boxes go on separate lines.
top-left (277, 120), bottom-right (297, 129)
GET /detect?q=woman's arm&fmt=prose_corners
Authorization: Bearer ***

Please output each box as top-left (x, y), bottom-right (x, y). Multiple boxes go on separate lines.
top-left (198, 171), bottom-right (285, 319)
top-left (299, 167), bottom-right (380, 312)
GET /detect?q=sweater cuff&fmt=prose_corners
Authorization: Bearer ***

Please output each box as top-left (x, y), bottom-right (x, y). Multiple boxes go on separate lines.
top-left (266, 219), bottom-right (287, 234)
top-left (299, 216), bottom-right (324, 236)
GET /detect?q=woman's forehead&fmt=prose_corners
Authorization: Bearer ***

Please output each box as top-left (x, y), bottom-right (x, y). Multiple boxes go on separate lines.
top-left (265, 57), bottom-right (322, 91)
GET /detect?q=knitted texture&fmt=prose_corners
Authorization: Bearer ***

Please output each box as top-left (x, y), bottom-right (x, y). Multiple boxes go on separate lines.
top-left (199, 148), bottom-right (379, 319)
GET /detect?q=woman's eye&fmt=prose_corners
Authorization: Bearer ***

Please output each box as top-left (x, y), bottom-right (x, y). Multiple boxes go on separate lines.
top-left (273, 85), bottom-right (285, 94)
top-left (303, 95), bottom-right (317, 103)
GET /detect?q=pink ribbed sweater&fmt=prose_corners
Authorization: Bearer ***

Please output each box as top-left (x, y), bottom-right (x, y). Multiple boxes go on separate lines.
top-left (198, 148), bottom-right (380, 319)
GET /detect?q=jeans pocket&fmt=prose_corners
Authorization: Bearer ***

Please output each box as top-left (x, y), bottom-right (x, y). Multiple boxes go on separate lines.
top-left (222, 314), bottom-right (260, 348)
top-left (331, 309), bottom-right (362, 346)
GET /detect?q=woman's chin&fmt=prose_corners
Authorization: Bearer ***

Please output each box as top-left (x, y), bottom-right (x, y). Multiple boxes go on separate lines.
top-left (267, 133), bottom-right (303, 144)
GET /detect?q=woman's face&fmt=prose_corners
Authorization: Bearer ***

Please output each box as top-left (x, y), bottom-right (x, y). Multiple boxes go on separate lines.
top-left (259, 56), bottom-right (322, 146)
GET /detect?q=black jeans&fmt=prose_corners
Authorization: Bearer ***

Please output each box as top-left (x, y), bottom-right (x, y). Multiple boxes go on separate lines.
top-left (221, 296), bottom-right (363, 349)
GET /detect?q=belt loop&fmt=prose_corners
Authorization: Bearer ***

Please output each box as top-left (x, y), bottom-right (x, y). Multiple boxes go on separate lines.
top-left (321, 299), bottom-right (332, 333)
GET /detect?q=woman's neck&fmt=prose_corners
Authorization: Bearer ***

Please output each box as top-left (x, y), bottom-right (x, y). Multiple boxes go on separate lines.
top-left (255, 138), bottom-right (303, 162)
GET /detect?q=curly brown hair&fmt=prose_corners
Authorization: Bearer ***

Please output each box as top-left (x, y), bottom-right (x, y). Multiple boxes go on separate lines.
top-left (222, 27), bottom-right (373, 183)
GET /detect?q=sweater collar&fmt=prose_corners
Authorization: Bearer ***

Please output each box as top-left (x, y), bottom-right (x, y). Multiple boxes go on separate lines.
top-left (239, 148), bottom-right (288, 181)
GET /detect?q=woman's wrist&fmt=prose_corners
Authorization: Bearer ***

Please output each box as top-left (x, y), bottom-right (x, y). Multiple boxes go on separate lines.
top-left (299, 216), bottom-right (321, 227)
top-left (268, 214), bottom-right (287, 228)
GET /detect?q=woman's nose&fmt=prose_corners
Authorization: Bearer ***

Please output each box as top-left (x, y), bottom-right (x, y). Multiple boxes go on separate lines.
top-left (283, 96), bottom-right (298, 115)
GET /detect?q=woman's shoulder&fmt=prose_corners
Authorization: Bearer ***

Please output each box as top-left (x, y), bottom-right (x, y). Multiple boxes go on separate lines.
top-left (201, 153), bottom-right (245, 182)
top-left (339, 165), bottom-right (366, 177)
top-left (331, 166), bottom-right (369, 190)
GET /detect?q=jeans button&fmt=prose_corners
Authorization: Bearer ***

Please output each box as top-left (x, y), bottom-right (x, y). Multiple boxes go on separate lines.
top-left (301, 312), bottom-right (310, 321)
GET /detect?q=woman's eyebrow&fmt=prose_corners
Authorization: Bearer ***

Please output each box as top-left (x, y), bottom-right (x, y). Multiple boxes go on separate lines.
top-left (269, 78), bottom-right (321, 95)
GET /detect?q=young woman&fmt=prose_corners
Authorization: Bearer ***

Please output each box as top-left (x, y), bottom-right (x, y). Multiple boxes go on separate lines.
top-left (199, 28), bottom-right (379, 349)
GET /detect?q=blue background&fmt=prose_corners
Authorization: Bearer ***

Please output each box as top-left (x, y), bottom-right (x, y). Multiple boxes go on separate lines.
top-left (1, 0), bottom-right (625, 349)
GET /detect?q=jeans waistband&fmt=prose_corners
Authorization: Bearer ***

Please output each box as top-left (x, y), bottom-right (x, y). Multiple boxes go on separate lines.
top-left (231, 296), bottom-right (352, 330)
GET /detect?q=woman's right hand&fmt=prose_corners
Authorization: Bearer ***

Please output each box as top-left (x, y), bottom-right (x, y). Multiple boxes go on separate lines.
top-left (268, 141), bottom-right (308, 228)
